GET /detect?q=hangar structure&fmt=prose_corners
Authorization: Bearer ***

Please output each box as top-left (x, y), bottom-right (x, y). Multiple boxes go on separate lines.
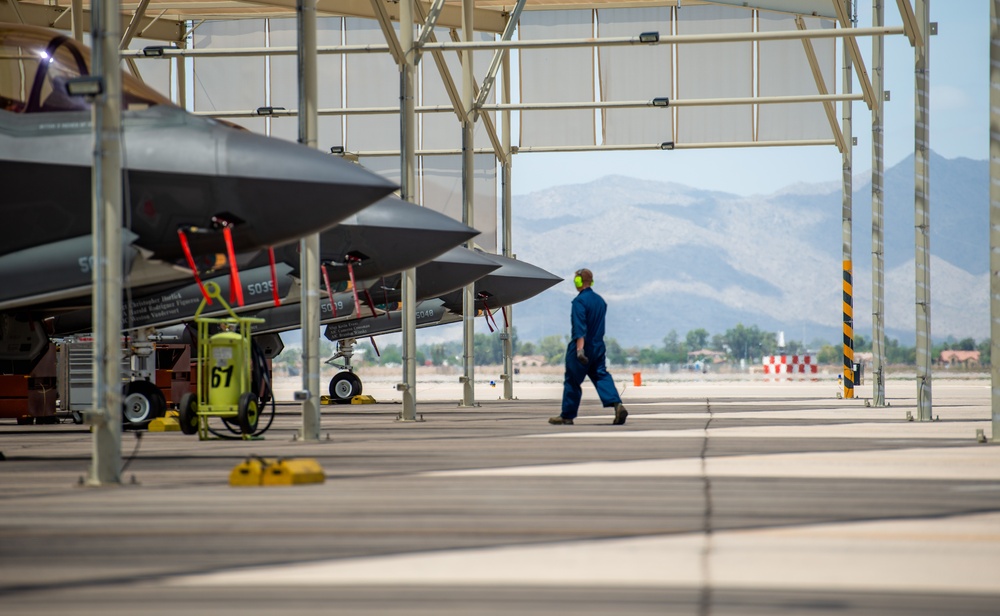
top-left (1, 0), bottom-right (965, 480)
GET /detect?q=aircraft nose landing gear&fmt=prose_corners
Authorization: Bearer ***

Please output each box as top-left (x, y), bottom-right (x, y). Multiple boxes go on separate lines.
top-left (324, 338), bottom-right (363, 404)
top-left (122, 380), bottom-right (166, 425)
top-left (329, 371), bottom-right (362, 403)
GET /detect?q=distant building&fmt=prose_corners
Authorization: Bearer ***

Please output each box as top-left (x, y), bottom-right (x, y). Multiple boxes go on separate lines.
top-left (939, 350), bottom-right (980, 368)
top-left (514, 354), bottom-right (546, 368)
top-left (687, 349), bottom-right (726, 364)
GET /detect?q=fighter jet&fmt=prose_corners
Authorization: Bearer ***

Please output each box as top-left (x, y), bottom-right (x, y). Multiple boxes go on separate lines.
top-left (244, 194), bottom-right (481, 284)
top-left (323, 253), bottom-right (562, 344)
top-left (318, 253), bottom-right (562, 402)
top-left (247, 246), bottom-right (503, 337)
top-left (41, 199), bottom-right (480, 424)
top-left (46, 197), bottom-right (481, 335)
top-left (0, 24), bottom-right (396, 303)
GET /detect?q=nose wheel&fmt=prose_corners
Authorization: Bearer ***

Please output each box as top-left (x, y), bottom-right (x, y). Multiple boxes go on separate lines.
top-left (121, 380), bottom-right (167, 425)
top-left (328, 372), bottom-right (362, 404)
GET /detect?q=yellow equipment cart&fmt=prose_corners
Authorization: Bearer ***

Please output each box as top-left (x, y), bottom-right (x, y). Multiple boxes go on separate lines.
top-left (178, 281), bottom-right (265, 440)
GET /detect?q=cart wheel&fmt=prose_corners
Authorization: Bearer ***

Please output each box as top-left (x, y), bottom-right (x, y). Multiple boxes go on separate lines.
top-left (328, 372), bottom-right (362, 404)
top-left (122, 381), bottom-right (167, 425)
top-left (178, 393), bottom-right (198, 435)
top-left (237, 392), bottom-right (260, 435)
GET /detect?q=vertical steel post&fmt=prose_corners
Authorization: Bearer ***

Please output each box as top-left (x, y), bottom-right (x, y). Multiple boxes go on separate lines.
top-left (298, 0), bottom-right (321, 441)
top-left (871, 0), bottom-right (886, 406)
top-left (460, 0), bottom-right (476, 407)
top-left (914, 0), bottom-right (932, 420)
top-left (400, 0), bottom-right (418, 421)
top-left (990, 0), bottom-right (1000, 441)
top-left (71, 0), bottom-right (83, 42)
top-left (501, 53), bottom-right (514, 401)
top-left (89, 0), bottom-right (123, 486)
top-left (176, 39), bottom-right (187, 109)
top-left (842, 0), bottom-right (855, 400)
top-left (843, 261), bottom-right (855, 395)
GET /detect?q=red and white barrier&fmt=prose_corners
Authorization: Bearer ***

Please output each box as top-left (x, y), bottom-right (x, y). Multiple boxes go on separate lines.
top-left (762, 354), bottom-right (818, 375)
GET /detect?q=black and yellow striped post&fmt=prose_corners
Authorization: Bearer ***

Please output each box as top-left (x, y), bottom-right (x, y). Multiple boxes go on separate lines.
top-left (843, 260), bottom-right (855, 399)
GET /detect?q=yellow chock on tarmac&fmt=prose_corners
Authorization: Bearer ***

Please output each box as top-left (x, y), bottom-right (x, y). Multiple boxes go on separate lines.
top-left (230, 457), bottom-right (267, 487)
top-left (261, 458), bottom-right (325, 486)
top-left (148, 411), bottom-right (180, 432)
top-left (350, 395), bottom-right (376, 404)
top-left (320, 395), bottom-right (332, 405)
top-left (230, 457), bottom-right (325, 487)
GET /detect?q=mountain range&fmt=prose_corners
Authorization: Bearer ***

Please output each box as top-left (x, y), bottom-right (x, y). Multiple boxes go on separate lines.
top-left (509, 151), bottom-right (989, 348)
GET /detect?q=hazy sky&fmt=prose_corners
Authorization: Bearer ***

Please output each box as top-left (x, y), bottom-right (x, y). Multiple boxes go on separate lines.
top-left (511, 3), bottom-right (987, 197)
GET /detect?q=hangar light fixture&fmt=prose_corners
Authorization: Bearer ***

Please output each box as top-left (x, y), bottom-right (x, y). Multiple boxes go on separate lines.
top-left (142, 46), bottom-right (166, 57)
top-left (651, 97), bottom-right (670, 107)
top-left (330, 146), bottom-right (360, 163)
top-left (660, 141), bottom-right (675, 151)
top-left (256, 106), bottom-right (285, 116)
top-left (639, 31), bottom-right (659, 44)
top-left (65, 76), bottom-right (104, 98)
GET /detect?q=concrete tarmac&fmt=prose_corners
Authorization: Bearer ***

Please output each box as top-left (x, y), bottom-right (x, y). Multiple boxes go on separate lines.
top-left (1, 375), bottom-right (998, 615)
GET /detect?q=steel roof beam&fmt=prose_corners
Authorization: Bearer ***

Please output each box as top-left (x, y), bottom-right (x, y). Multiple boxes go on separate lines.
top-left (3, 1), bottom-right (186, 41)
top-left (699, 0), bottom-right (838, 19)
top-left (336, 139), bottom-right (838, 156)
top-left (194, 93), bottom-right (863, 118)
top-left (120, 0), bottom-right (152, 82)
top-left (411, 7), bottom-right (467, 124)
top-left (124, 24), bottom-right (903, 58)
top-left (239, 0), bottom-right (508, 33)
top-left (447, 27), bottom-right (503, 159)
top-left (415, 0), bottom-right (446, 49)
top-left (895, 0), bottom-right (923, 47)
top-left (473, 0), bottom-right (525, 111)
top-left (367, 0), bottom-right (403, 64)
top-left (420, 25), bottom-right (904, 51)
top-left (796, 15), bottom-right (846, 152)
top-left (120, 0), bottom-right (152, 48)
top-left (833, 0), bottom-right (876, 110)
top-left (4, 0), bottom-right (25, 23)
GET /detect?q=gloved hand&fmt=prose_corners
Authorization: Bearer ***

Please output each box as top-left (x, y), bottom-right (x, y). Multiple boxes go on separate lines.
top-left (576, 348), bottom-right (589, 365)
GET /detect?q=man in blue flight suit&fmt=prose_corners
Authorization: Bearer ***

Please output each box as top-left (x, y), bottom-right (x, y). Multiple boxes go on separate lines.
top-left (549, 268), bottom-right (628, 425)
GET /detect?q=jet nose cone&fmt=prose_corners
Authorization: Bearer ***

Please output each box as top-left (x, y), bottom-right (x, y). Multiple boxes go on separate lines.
top-left (439, 254), bottom-right (561, 312)
top-left (218, 129), bottom-right (398, 250)
top-left (415, 247), bottom-right (501, 299)
top-left (321, 196), bottom-right (479, 281)
top-left (474, 253), bottom-right (562, 307)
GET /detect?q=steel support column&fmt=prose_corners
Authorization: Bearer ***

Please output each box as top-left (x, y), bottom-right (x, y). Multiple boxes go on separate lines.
top-left (842, 0), bottom-right (855, 400)
top-left (914, 0), bottom-right (932, 420)
top-left (399, 0), bottom-right (418, 421)
top-left (298, 0), bottom-right (321, 441)
top-left (176, 38), bottom-right (186, 108)
top-left (460, 0), bottom-right (476, 407)
top-left (501, 52), bottom-right (514, 401)
top-left (71, 0), bottom-right (83, 41)
top-left (990, 0), bottom-right (1000, 442)
top-left (88, 0), bottom-right (123, 486)
top-left (871, 0), bottom-right (886, 406)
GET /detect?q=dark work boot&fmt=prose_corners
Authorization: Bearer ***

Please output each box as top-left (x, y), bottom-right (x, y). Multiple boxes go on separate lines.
top-left (613, 403), bottom-right (628, 425)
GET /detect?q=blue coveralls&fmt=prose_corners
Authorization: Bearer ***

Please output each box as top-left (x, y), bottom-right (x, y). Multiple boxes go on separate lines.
top-left (561, 287), bottom-right (621, 419)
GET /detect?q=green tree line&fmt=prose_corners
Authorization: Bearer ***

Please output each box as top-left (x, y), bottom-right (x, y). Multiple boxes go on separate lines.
top-left (272, 327), bottom-right (991, 369)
